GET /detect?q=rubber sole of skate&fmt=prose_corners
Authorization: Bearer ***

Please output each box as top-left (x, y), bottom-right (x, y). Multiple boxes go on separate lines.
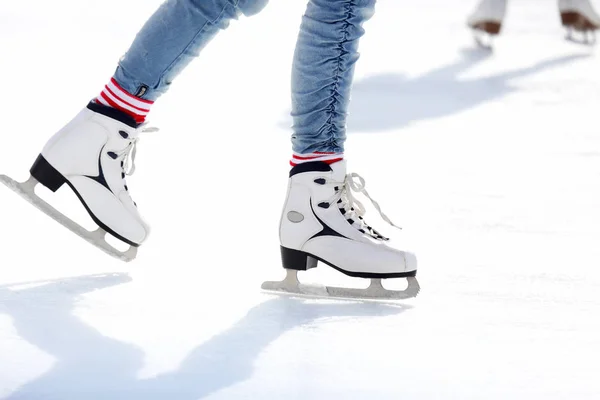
top-left (561, 11), bottom-right (599, 31)
top-left (470, 21), bottom-right (501, 35)
top-left (261, 270), bottom-right (420, 301)
top-left (0, 174), bottom-right (137, 262)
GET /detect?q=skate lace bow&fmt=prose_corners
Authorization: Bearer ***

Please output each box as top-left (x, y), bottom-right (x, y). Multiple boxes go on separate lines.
top-left (114, 125), bottom-right (159, 176)
top-left (327, 173), bottom-right (402, 238)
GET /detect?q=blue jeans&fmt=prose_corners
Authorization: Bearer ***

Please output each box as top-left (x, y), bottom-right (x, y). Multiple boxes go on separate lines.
top-left (115, 0), bottom-right (376, 153)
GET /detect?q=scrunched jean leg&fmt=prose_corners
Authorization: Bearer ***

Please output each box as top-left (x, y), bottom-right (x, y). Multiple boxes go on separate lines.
top-left (291, 0), bottom-right (376, 154)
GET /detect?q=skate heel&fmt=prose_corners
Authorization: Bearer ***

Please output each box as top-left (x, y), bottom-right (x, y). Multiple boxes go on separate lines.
top-left (561, 11), bottom-right (578, 26)
top-left (30, 154), bottom-right (67, 192)
top-left (280, 246), bottom-right (318, 271)
top-left (472, 21), bottom-right (501, 34)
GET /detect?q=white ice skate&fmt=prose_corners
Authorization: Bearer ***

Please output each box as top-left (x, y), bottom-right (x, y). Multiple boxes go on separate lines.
top-left (559, 0), bottom-right (600, 44)
top-left (467, 0), bottom-right (507, 49)
top-left (0, 103), bottom-right (156, 262)
top-left (261, 161), bottom-right (419, 301)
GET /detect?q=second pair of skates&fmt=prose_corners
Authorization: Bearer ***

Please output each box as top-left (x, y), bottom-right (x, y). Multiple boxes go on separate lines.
top-left (0, 104), bottom-right (419, 301)
top-left (468, 0), bottom-right (600, 46)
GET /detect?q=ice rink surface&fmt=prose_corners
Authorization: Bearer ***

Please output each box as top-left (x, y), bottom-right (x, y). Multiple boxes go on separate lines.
top-left (1, 0), bottom-right (599, 398)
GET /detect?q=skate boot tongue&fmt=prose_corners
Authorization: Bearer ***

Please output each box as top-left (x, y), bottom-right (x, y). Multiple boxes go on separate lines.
top-left (329, 159), bottom-right (347, 182)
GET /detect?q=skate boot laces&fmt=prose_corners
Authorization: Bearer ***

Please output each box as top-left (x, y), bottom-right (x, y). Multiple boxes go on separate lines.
top-left (111, 125), bottom-right (159, 177)
top-left (326, 172), bottom-right (401, 241)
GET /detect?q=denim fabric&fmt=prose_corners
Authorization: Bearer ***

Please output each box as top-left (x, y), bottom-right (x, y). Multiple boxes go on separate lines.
top-left (114, 0), bottom-right (268, 100)
top-left (113, 0), bottom-right (375, 153)
top-left (291, 0), bottom-right (375, 153)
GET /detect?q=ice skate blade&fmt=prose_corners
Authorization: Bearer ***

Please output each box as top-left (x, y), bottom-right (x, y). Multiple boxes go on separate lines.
top-left (472, 31), bottom-right (495, 50)
top-left (565, 30), bottom-right (596, 45)
top-left (0, 174), bottom-right (137, 262)
top-left (261, 270), bottom-right (420, 301)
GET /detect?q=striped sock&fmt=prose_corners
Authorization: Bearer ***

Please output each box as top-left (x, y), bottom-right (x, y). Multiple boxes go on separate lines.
top-left (95, 78), bottom-right (153, 124)
top-left (290, 152), bottom-right (344, 167)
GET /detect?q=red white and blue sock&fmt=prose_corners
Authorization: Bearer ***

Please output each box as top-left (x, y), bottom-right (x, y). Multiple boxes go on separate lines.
top-left (95, 78), bottom-right (154, 124)
top-left (290, 152), bottom-right (344, 167)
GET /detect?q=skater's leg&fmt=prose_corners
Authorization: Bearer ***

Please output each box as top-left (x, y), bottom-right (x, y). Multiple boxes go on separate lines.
top-left (114, 0), bottom-right (269, 103)
top-left (100, 0), bottom-right (269, 123)
top-left (289, 0), bottom-right (375, 164)
top-left (271, 0), bottom-right (419, 298)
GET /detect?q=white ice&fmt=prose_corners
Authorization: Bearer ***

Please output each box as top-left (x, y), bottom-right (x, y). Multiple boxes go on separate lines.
top-left (1, 0), bottom-right (600, 398)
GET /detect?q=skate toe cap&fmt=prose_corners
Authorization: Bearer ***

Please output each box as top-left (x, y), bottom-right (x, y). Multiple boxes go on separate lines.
top-left (404, 251), bottom-right (417, 272)
top-left (68, 176), bottom-right (150, 246)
